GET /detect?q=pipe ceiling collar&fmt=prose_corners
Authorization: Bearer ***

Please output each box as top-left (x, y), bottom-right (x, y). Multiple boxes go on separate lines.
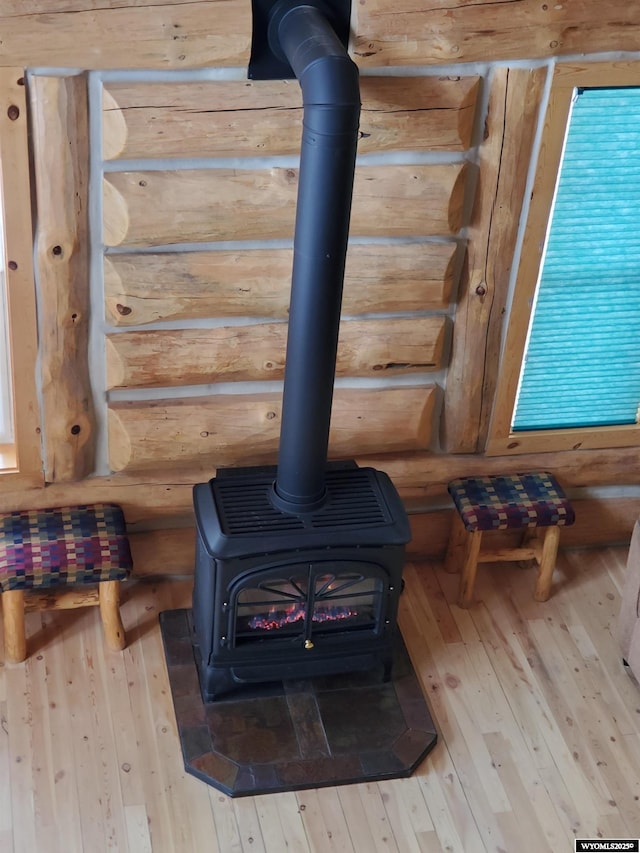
top-left (249, 0), bottom-right (352, 80)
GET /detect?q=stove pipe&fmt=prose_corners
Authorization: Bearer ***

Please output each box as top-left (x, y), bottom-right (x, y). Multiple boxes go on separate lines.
top-left (268, 2), bottom-right (361, 514)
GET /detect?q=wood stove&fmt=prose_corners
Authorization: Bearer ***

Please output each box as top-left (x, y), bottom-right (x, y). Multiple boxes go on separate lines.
top-left (192, 462), bottom-right (409, 700)
top-left (191, 0), bottom-right (412, 701)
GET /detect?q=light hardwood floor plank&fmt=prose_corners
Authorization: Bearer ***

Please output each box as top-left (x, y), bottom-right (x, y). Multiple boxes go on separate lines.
top-left (134, 582), bottom-right (220, 852)
top-left (273, 791), bottom-right (313, 853)
top-left (6, 648), bottom-right (38, 853)
top-left (208, 788), bottom-right (244, 853)
top-left (38, 613), bottom-right (85, 853)
top-left (121, 585), bottom-right (183, 850)
top-left (376, 778), bottom-right (423, 853)
top-left (231, 796), bottom-right (267, 853)
top-left (355, 782), bottom-right (401, 853)
top-left (335, 784), bottom-right (380, 853)
top-left (254, 792), bottom-right (290, 853)
top-left (0, 700), bottom-right (12, 841)
top-left (314, 786), bottom-right (359, 852)
top-left (294, 788), bottom-right (338, 852)
top-left (124, 804), bottom-right (153, 853)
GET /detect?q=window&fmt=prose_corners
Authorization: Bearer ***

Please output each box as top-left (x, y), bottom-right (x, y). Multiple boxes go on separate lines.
top-left (488, 63), bottom-right (640, 455)
top-left (0, 70), bottom-right (42, 483)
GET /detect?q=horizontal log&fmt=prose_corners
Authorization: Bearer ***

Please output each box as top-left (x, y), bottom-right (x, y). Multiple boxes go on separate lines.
top-left (129, 527), bottom-right (196, 576)
top-left (128, 517), bottom-right (448, 577)
top-left (403, 497), bottom-right (640, 563)
top-left (354, 1), bottom-right (640, 67)
top-left (104, 242), bottom-right (456, 325)
top-left (103, 164), bottom-right (467, 247)
top-left (127, 495), bottom-right (640, 578)
top-left (2, 2), bottom-right (640, 69)
top-left (0, 2), bottom-right (251, 69)
top-left (451, 501), bottom-right (640, 556)
top-left (107, 386), bottom-right (437, 472)
top-left (362, 75), bottom-right (478, 151)
top-left (357, 447), bottom-right (640, 503)
top-left (102, 75), bottom-right (480, 160)
top-left (0, 443), bottom-right (639, 526)
top-left (106, 317), bottom-right (446, 389)
top-left (0, 478), bottom-right (200, 525)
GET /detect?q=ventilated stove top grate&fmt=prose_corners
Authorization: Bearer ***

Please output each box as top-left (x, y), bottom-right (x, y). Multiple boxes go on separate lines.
top-left (214, 466), bottom-right (390, 536)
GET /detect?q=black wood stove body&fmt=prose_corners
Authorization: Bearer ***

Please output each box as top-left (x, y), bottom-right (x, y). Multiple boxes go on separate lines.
top-left (191, 0), bottom-right (412, 701)
top-left (192, 462), bottom-right (410, 700)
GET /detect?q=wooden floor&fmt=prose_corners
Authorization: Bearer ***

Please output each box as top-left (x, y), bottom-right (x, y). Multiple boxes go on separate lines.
top-left (1, 546), bottom-right (639, 852)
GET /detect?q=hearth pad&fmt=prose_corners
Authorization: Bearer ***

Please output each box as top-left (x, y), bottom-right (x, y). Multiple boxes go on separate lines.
top-left (159, 609), bottom-right (437, 797)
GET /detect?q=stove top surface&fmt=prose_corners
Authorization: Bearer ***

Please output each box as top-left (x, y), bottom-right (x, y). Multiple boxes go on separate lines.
top-left (195, 462), bottom-right (411, 559)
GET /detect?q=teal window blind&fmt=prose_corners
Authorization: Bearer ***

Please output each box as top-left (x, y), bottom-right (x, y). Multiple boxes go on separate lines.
top-left (513, 87), bottom-right (640, 431)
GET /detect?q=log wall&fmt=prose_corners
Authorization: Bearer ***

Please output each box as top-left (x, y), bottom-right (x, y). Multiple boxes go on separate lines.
top-left (98, 69), bottom-right (471, 480)
top-left (2, 1), bottom-right (640, 576)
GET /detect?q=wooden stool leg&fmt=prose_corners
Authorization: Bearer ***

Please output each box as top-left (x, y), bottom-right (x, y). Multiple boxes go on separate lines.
top-left (445, 513), bottom-right (468, 574)
top-left (458, 530), bottom-right (483, 608)
top-left (3, 589), bottom-right (26, 663)
top-left (517, 528), bottom-right (537, 568)
top-left (99, 581), bottom-right (126, 651)
top-left (534, 526), bottom-right (561, 602)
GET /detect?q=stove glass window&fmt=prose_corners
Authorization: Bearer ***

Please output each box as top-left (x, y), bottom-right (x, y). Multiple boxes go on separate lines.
top-left (233, 563), bottom-right (383, 643)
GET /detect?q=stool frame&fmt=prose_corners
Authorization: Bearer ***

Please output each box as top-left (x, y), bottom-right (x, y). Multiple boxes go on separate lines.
top-left (445, 512), bottom-right (562, 608)
top-left (2, 579), bottom-right (126, 663)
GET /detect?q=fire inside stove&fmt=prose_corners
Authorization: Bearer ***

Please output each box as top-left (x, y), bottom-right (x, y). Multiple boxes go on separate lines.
top-left (248, 604), bottom-right (357, 631)
top-left (235, 571), bottom-right (381, 642)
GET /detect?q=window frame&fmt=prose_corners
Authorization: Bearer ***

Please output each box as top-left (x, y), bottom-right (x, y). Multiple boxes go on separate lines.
top-left (487, 62), bottom-right (640, 455)
top-left (0, 69), bottom-right (42, 485)
top-left (0, 268), bottom-right (14, 445)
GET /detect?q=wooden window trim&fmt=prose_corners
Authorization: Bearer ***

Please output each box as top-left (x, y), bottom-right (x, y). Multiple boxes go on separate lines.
top-left (0, 270), bottom-right (13, 444)
top-left (0, 69), bottom-right (42, 486)
top-left (487, 62), bottom-right (640, 456)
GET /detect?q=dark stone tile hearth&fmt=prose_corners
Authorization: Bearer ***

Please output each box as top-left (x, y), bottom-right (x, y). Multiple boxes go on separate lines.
top-left (160, 609), bottom-right (437, 797)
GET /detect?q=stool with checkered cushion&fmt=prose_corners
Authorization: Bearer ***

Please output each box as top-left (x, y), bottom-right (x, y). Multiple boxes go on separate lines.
top-left (445, 473), bottom-right (575, 607)
top-left (0, 504), bottom-right (132, 662)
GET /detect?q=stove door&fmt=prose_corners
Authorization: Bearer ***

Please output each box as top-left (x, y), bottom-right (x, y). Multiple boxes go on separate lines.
top-left (231, 560), bottom-right (387, 647)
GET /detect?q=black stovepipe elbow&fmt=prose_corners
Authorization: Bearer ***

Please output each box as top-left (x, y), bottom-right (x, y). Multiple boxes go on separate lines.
top-left (270, 2), bottom-right (361, 514)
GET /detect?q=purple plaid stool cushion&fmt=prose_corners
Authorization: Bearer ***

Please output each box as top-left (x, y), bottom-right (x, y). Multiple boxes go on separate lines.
top-left (448, 473), bottom-right (575, 532)
top-left (0, 504), bottom-right (132, 592)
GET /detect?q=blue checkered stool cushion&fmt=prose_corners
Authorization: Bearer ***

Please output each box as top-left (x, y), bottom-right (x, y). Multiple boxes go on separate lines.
top-left (0, 504), bottom-right (132, 662)
top-left (446, 473), bottom-right (575, 606)
top-left (0, 504), bottom-right (132, 591)
top-left (448, 472), bottom-right (575, 532)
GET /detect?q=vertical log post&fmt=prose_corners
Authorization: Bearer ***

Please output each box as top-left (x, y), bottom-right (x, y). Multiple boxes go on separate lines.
top-left (30, 74), bottom-right (96, 482)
